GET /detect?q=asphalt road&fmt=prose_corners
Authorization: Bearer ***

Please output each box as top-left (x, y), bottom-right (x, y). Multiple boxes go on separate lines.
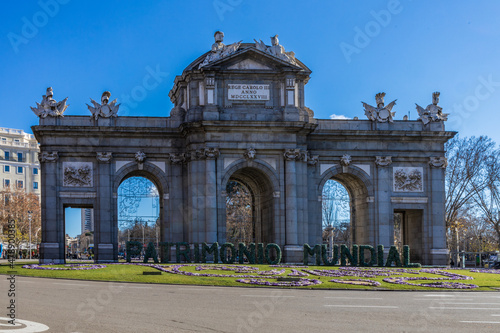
top-left (1, 276), bottom-right (500, 332)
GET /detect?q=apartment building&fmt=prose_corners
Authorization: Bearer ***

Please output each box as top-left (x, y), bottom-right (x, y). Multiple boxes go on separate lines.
top-left (0, 127), bottom-right (40, 195)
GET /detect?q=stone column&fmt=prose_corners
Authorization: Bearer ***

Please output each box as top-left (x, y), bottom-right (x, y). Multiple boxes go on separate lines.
top-left (205, 148), bottom-right (219, 243)
top-left (187, 149), bottom-right (206, 243)
top-left (39, 152), bottom-right (64, 263)
top-left (168, 153), bottom-right (186, 243)
top-left (283, 149), bottom-right (301, 262)
top-left (95, 152), bottom-right (114, 262)
top-left (429, 157), bottom-right (448, 265)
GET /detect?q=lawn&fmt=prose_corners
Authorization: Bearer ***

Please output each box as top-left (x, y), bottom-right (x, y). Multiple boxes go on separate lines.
top-left (1, 261), bottom-right (499, 291)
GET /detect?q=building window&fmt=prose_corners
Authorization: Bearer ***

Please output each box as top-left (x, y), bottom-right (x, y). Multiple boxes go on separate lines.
top-left (3, 179), bottom-right (9, 188)
top-left (4, 151), bottom-right (9, 161)
top-left (1, 138), bottom-right (6, 144)
top-left (4, 165), bottom-right (9, 173)
top-left (33, 167), bottom-right (38, 175)
top-left (33, 182), bottom-right (38, 190)
top-left (17, 166), bottom-right (23, 174)
top-left (17, 180), bottom-right (23, 189)
top-left (4, 194), bottom-right (9, 205)
top-left (17, 152), bottom-right (23, 161)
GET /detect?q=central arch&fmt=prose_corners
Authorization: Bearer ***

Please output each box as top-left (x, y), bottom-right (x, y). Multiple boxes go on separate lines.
top-left (318, 165), bottom-right (373, 246)
top-left (220, 161), bottom-right (280, 245)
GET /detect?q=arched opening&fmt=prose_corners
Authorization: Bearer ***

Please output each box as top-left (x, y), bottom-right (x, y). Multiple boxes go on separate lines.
top-left (117, 177), bottom-right (160, 260)
top-left (224, 167), bottom-right (275, 244)
top-left (322, 179), bottom-right (351, 254)
top-left (318, 168), bottom-right (371, 249)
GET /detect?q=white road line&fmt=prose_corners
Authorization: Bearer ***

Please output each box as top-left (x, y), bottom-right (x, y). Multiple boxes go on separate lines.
top-left (440, 302), bottom-right (500, 305)
top-left (240, 295), bottom-right (295, 298)
top-left (324, 297), bottom-right (383, 300)
top-left (492, 314), bottom-right (500, 317)
top-left (52, 283), bottom-right (90, 287)
top-left (429, 307), bottom-right (500, 310)
top-left (423, 295), bottom-right (500, 298)
top-left (460, 321), bottom-right (500, 324)
top-left (414, 298), bottom-right (474, 301)
top-left (325, 305), bottom-right (398, 309)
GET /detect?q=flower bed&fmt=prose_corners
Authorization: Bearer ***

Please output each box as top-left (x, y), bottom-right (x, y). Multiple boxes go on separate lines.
top-left (22, 264), bottom-right (106, 270)
top-left (329, 278), bottom-right (381, 287)
top-left (236, 278), bottom-right (321, 287)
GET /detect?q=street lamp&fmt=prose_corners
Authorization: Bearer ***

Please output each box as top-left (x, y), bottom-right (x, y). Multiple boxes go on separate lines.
top-left (28, 210), bottom-right (32, 260)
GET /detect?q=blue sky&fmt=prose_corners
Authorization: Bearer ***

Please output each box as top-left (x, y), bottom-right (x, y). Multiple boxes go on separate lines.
top-left (2, 1), bottom-right (500, 142)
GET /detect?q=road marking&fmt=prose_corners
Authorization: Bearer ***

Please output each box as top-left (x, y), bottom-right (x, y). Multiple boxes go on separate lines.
top-left (0, 317), bottom-right (49, 332)
top-left (240, 295), bottom-right (295, 298)
top-left (440, 302), bottom-right (500, 305)
top-left (423, 294), bottom-right (500, 298)
top-left (52, 283), bottom-right (90, 287)
top-left (325, 305), bottom-right (398, 309)
top-left (324, 297), bottom-right (383, 300)
top-left (460, 321), bottom-right (500, 324)
top-left (127, 286), bottom-right (153, 289)
top-left (430, 307), bottom-right (500, 310)
top-left (492, 314), bottom-right (500, 316)
top-left (414, 298), bottom-right (474, 301)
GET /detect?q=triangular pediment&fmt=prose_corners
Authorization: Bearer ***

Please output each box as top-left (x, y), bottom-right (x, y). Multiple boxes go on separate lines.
top-left (185, 44), bottom-right (310, 74)
top-left (227, 58), bottom-right (273, 70)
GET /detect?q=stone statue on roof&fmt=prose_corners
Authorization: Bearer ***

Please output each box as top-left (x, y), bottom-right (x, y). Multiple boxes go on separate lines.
top-left (362, 92), bottom-right (397, 123)
top-left (199, 31), bottom-right (242, 68)
top-left (31, 87), bottom-right (69, 118)
top-left (416, 92), bottom-right (449, 125)
top-left (254, 34), bottom-right (296, 65)
top-left (87, 91), bottom-right (120, 120)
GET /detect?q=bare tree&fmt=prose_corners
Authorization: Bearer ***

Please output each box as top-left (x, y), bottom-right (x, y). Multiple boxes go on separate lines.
top-left (445, 136), bottom-right (496, 258)
top-left (226, 181), bottom-right (253, 245)
top-left (322, 180), bottom-right (351, 247)
top-left (471, 151), bottom-right (500, 248)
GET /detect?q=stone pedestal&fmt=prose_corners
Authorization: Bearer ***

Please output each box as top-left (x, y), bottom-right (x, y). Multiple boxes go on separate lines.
top-left (283, 245), bottom-right (303, 264)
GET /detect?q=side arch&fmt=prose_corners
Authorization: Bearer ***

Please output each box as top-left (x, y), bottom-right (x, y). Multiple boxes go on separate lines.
top-left (112, 162), bottom-right (170, 258)
top-left (113, 162), bottom-right (169, 195)
top-left (317, 165), bottom-right (374, 245)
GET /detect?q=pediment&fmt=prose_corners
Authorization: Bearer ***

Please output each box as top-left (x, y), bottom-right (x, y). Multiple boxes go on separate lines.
top-left (186, 44), bottom-right (310, 74)
top-left (227, 58), bottom-right (273, 70)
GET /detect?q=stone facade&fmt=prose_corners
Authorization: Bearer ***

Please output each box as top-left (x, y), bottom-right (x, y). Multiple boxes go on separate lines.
top-left (32, 34), bottom-right (455, 264)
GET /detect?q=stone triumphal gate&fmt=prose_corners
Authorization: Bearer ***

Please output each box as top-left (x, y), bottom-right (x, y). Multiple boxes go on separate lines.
top-left (32, 32), bottom-right (454, 265)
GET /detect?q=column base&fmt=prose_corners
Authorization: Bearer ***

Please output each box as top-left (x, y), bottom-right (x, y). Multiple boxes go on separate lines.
top-left (283, 245), bottom-right (303, 264)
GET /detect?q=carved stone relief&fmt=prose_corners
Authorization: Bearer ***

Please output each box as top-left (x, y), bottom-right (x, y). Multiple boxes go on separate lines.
top-left (429, 157), bottom-right (448, 169)
top-left (39, 151), bottom-right (58, 163)
top-left (96, 152), bottom-right (112, 163)
top-left (340, 154), bottom-right (352, 167)
top-left (135, 151), bottom-right (146, 163)
top-left (393, 167), bottom-right (423, 192)
top-left (284, 149), bottom-right (301, 161)
top-left (244, 148), bottom-right (256, 160)
top-left (63, 162), bottom-right (93, 187)
top-left (375, 156), bottom-right (392, 167)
